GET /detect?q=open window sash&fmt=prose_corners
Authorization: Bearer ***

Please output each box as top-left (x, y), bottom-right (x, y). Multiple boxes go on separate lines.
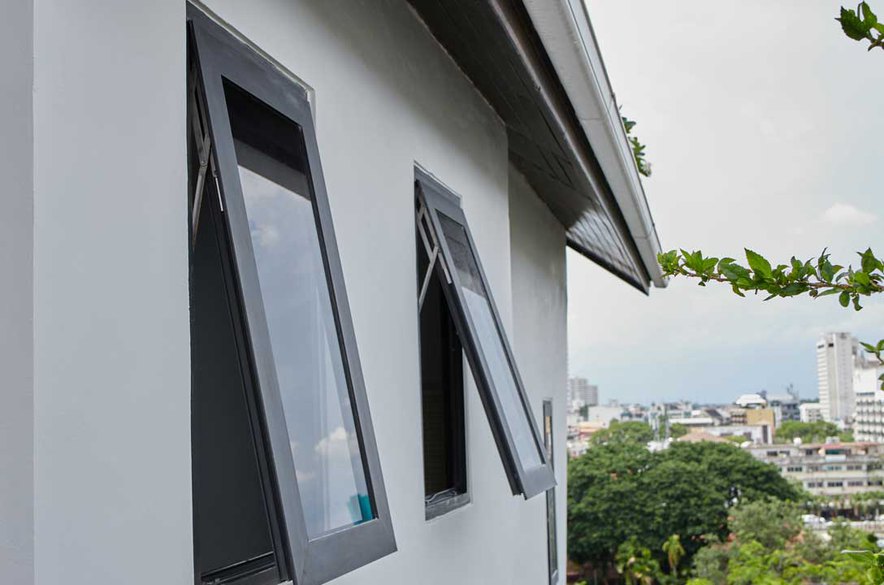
top-left (415, 169), bottom-right (555, 499)
top-left (189, 7), bottom-right (395, 584)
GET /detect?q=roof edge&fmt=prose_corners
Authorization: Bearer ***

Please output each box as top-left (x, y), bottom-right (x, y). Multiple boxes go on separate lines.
top-left (520, 0), bottom-right (667, 288)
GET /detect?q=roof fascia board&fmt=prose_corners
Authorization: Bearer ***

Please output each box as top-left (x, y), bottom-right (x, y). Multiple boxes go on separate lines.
top-left (521, 0), bottom-right (667, 288)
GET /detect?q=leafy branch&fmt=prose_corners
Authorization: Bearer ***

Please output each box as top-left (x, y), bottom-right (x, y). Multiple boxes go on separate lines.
top-left (658, 248), bottom-right (884, 308)
top-left (622, 116), bottom-right (652, 178)
top-left (838, 2), bottom-right (884, 50)
top-left (658, 248), bottom-right (884, 386)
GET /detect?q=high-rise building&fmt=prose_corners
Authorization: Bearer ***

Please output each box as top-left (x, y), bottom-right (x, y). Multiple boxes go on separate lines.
top-left (799, 402), bottom-right (824, 423)
top-left (853, 361), bottom-right (884, 442)
top-left (817, 332), bottom-right (862, 422)
top-left (567, 377), bottom-right (598, 409)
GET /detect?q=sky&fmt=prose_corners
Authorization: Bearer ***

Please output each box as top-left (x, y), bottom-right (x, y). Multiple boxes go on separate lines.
top-left (568, 0), bottom-right (884, 406)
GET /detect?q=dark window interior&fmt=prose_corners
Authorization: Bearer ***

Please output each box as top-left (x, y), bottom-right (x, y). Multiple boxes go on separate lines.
top-left (189, 62), bottom-right (280, 584)
top-left (417, 226), bottom-right (467, 509)
top-left (190, 184), bottom-right (279, 584)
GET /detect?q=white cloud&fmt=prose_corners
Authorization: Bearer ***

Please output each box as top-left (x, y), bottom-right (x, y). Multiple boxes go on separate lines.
top-left (820, 203), bottom-right (877, 227)
top-left (314, 426), bottom-right (357, 458)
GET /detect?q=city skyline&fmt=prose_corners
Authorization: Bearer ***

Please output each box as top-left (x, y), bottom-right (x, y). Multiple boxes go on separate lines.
top-left (568, 331), bottom-right (876, 406)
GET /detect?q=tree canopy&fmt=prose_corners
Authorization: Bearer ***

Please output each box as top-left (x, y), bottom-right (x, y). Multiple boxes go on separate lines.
top-left (568, 440), bottom-right (802, 575)
top-left (689, 500), bottom-right (878, 585)
top-left (591, 420), bottom-right (656, 447)
top-left (775, 420), bottom-right (853, 444)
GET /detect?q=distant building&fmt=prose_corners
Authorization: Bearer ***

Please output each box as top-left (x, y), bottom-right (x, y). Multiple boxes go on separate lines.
top-left (567, 377), bottom-right (599, 410)
top-left (728, 394), bottom-right (775, 442)
top-left (800, 402), bottom-right (824, 423)
top-left (817, 332), bottom-right (862, 422)
top-left (854, 362), bottom-right (884, 442)
top-left (747, 442), bottom-right (884, 497)
top-left (735, 393), bottom-right (767, 409)
top-left (767, 387), bottom-right (800, 425)
top-left (702, 424), bottom-right (772, 444)
top-left (584, 405), bottom-right (624, 426)
top-left (677, 429), bottom-right (729, 444)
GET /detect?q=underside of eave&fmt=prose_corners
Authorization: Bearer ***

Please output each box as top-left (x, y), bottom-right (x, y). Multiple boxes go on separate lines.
top-left (407, 0), bottom-right (651, 293)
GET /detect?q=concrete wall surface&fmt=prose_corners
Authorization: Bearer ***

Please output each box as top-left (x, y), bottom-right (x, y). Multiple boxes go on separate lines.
top-left (33, 1), bottom-right (192, 584)
top-left (0, 0), bottom-right (34, 584)
top-left (509, 167), bottom-right (568, 585)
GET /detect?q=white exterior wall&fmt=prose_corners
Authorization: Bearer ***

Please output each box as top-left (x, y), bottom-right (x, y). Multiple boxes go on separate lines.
top-left (509, 168), bottom-right (568, 585)
top-left (33, 1), bottom-right (192, 584)
top-left (0, 1), bottom-right (34, 583)
top-left (21, 1), bottom-right (569, 584)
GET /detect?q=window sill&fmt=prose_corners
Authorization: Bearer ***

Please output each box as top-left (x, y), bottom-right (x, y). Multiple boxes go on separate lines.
top-left (425, 492), bottom-right (471, 521)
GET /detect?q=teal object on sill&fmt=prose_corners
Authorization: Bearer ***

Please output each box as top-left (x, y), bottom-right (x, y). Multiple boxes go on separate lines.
top-left (348, 493), bottom-right (373, 525)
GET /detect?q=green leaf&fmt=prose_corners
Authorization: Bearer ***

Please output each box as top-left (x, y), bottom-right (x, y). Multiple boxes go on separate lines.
top-left (779, 283), bottom-right (806, 297)
top-left (745, 249), bottom-right (773, 279)
top-left (839, 291), bottom-right (851, 307)
top-left (839, 6), bottom-right (873, 40)
top-left (820, 260), bottom-right (838, 283)
top-left (817, 288), bottom-right (842, 297)
top-left (861, 1), bottom-right (878, 26)
top-left (860, 248), bottom-right (881, 273)
top-left (622, 116), bottom-right (636, 133)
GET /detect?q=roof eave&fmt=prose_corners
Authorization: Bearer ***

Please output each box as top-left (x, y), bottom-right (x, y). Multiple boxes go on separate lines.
top-left (521, 0), bottom-right (667, 288)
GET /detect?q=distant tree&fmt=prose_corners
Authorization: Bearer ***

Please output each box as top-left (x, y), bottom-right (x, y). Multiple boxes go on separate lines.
top-left (616, 538), bottom-right (662, 585)
top-left (775, 420), bottom-right (851, 444)
top-left (591, 420), bottom-right (655, 447)
top-left (664, 442), bottom-right (802, 505)
top-left (662, 534), bottom-right (686, 576)
top-left (689, 499), bottom-right (877, 584)
top-left (568, 441), bottom-right (801, 577)
top-left (670, 423), bottom-right (689, 439)
top-left (690, 537), bottom-right (730, 585)
top-left (729, 499), bottom-right (803, 550)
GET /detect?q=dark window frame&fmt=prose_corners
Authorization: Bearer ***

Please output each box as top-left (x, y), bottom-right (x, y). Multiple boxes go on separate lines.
top-left (415, 168), bottom-right (555, 499)
top-left (543, 400), bottom-right (559, 585)
top-left (416, 193), bottom-right (470, 520)
top-left (188, 6), bottom-right (396, 584)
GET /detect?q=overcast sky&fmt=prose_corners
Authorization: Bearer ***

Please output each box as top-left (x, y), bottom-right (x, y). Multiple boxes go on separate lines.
top-left (568, 0), bottom-right (884, 405)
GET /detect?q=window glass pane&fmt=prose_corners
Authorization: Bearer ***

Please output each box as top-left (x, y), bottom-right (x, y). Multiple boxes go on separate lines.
top-left (225, 83), bottom-right (373, 538)
top-left (437, 213), bottom-right (542, 469)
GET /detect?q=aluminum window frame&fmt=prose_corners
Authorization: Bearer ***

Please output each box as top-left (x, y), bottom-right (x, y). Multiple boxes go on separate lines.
top-left (188, 7), bottom-right (396, 584)
top-left (543, 400), bottom-right (559, 585)
top-left (416, 200), bottom-right (471, 520)
top-left (415, 168), bottom-right (555, 499)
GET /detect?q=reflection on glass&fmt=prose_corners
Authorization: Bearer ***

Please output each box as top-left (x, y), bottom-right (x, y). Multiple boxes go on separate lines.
top-left (227, 86), bottom-right (372, 537)
top-left (437, 214), bottom-right (542, 470)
